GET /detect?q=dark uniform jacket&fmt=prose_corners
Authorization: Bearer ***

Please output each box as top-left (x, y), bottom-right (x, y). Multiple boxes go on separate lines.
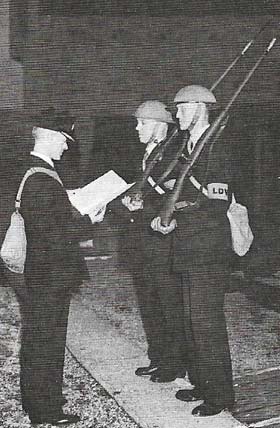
top-left (137, 133), bottom-right (185, 269)
top-left (21, 156), bottom-right (92, 291)
top-left (172, 134), bottom-right (233, 270)
top-left (140, 131), bottom-right (233, 270)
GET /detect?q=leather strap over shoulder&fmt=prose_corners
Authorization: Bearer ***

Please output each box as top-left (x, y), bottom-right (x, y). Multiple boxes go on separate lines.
top-left (15, 167), bottom-right (63, 209)
top-left (188, 175), bottom-right (208, 197)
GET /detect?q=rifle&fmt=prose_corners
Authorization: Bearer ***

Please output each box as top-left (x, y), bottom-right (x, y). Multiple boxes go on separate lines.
top-left (125, 125), bottom-right (179, 200)
top-left (158, 36), bottom-right (277, 227)
top-left (146, 21), bottom-right (272, 196)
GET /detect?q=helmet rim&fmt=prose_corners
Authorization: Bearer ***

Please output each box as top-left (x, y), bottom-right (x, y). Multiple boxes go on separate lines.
top-left (134, 100), bottom-right (174, 124)
top-left (174, 85), bottom-right (216, 104)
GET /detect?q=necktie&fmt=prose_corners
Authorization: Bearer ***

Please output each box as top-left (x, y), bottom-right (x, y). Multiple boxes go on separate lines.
top-left (142, 151), bottom-right (150, 171)
top-left (188, 138), bottom-right (194, 153)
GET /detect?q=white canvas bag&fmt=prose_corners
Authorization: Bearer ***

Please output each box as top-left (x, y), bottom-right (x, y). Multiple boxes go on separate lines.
top-left (226, 194), bottom-right (254, 257)
top-left (1, 167), bottom-right (62, 274)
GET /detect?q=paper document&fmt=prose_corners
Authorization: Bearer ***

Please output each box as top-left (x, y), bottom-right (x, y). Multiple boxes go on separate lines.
top-left (67, 170), bottom-right (134, 215)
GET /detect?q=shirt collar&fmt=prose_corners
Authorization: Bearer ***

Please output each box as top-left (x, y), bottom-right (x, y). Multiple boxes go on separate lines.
top-left (145, 141), bottom-right (158, 156)
top-left (190, 124), bottom-right (210, 145)
top-left (187, 124), bottom-right (210, 154)
top-left (30, 151), bottom-right (54, 168)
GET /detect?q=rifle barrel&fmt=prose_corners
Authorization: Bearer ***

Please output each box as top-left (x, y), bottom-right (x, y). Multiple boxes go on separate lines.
top-left (211, 20), bottom-right (272, 90)
top-left (159, 36), bottom-right (277, 226)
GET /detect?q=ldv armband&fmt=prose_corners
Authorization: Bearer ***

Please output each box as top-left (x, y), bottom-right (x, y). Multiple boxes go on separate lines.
top-left (207, 183), bottom-right (228, 201)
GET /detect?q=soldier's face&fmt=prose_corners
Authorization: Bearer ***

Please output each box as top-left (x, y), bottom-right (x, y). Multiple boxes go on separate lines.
top-left (176, 103), bottom-right (198, 130)
top-left (136, 118), bottom-right (158, 144)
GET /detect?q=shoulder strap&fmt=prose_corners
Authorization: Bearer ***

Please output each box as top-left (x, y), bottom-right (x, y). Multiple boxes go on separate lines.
top-left (189, 175), bottom-right (209, 197)
top-left (191, 116), bottom-right (230, 204)
top-left (15, 167), bottom-right (63, 209)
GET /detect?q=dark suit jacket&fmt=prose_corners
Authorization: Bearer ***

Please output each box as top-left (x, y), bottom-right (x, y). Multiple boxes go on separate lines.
top-left (21, 156), bottom-right (92, 290)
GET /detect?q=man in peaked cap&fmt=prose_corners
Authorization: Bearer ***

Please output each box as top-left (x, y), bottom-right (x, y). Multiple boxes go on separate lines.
top-left (14, 108), bottom-right (105, 425)
top-left (32, 108), bottom-right (76, 141)
top-left (121, 100), bottom-right (189, 383)
top-left (43, 109), bottom-right (84, 190)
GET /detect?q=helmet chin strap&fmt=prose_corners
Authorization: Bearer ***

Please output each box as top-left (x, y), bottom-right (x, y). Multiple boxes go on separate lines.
top-left (148, 122), bottom-right (168, 144)
top-left (187, 103), bottom-right (209, 133)
top-left (187, 103), bottom-right (201, 132)
top-left (146, 136), bottom-right (158, 145)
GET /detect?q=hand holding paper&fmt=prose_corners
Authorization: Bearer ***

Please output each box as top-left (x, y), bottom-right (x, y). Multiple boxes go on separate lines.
top-left (122, 195), bottom-right (143, 211)
top-left (88, 205), bottom-right (106, 224)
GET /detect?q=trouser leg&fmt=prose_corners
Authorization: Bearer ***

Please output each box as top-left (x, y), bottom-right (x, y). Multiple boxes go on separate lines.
top-left (180, 273), bottom-right (200, 387)
top-left (49, 292), bottom-right (71, 400)
top-left (147, 268), bottom-right (187, 372)
top-left (136, 225), bottom-right (186, 370)
top-left (135, 268), bottom-right (166, 364)
top-left (14, 287), bottom-right (31, 412)
top-left (15, 287), bottom-right (71, 418)
top-left (182, 266), bottom-right (234, 408)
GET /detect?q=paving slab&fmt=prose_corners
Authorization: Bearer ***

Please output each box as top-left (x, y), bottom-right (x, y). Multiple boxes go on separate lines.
top-left (67, 288), bottom-right (247, 428)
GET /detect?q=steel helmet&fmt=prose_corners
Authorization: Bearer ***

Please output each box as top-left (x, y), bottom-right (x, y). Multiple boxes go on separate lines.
top-left (134, 100), bottom-right (174, 123)
top-left (174, 85), bottom-right (216, 104)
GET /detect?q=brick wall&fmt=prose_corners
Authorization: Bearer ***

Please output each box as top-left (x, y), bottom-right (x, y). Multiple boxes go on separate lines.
top-left (19, 12), bottom-right (279, 177)
top-left (23, 14), bottom-right (279, 115)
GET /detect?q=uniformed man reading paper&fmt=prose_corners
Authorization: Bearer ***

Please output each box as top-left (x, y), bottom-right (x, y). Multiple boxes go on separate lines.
top-left (14, 109), bottom-right (106, 425)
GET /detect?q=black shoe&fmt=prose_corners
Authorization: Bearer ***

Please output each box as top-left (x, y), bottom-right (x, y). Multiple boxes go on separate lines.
top-left (135, 362), bottom-right (159, 376)
top-left (192, 402), bottom-right (226, 417)
top-left (30, 412), bottom-right (80, 425)
top-left (150, 368), bottom-right (186, 383)
top-left (175, 388), bottom-right (202, 402)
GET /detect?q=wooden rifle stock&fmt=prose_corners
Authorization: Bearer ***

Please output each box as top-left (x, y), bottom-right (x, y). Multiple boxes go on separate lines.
top-left (159, 36), bottom-right (277, 227)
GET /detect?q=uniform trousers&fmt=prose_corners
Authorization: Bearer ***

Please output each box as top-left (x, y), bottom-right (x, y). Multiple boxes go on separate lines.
top-left (180, 263), bottom-right (235, 409)
top-left (135, 263), bottom-right (187, 372)
top-left (14, 285), bottom-right (71, 419)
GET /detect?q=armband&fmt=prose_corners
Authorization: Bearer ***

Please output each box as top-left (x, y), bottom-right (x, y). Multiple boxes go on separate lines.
top-left (207, 183), bottom-right (228, 200)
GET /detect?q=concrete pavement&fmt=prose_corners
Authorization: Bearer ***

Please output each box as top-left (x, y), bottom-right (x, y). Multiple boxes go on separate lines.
top-left (67, 259), bottom-right (248, 428)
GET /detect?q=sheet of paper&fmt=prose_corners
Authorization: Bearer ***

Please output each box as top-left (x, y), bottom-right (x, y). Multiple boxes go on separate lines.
top-left (67, 170), bottom-right (134, 215)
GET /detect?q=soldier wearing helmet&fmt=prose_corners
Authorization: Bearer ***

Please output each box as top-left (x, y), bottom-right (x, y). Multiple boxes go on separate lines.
top-left (121, 100), bottom-right (188, 383)
top-left (151, 85), bottom-right (235, 416)
top-left (174, 85), bottom-right (216, 134)
top-left (134, 100), bottom-right (174, 124)
top-left (123, 100), bottom-right (174, 209)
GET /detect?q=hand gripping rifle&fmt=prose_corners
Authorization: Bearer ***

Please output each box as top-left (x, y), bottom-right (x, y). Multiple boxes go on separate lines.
top-left (158, 36), bottom-right (277, 227)
top-left (118, 22), bottom-right (273, 220)
top-left (146, 20), bottom-right (272, 195)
